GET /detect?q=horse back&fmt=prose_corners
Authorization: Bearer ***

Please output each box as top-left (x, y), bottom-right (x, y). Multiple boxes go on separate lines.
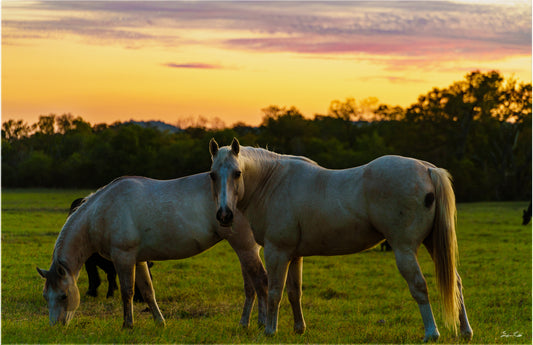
top-left (83, 174), bottom-right (221, 261)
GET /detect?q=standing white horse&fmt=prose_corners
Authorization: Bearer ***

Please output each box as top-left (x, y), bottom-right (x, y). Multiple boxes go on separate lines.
top-left (209, 138), bottom-right (473, 342)
top-left (37, 173), bottom-right (267, 328)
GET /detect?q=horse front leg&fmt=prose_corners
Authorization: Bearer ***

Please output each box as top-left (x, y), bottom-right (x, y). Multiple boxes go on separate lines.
top-left (238, 263), bottom-right (256, 327)
top-left (113, 255), bottom-right (136, 328)
top-left (264, 242), bottom-right (291, 336)
top-left (229, 245), bottom-right (268, 327)
top-left (135, 261), bottom-right (165, 326)
top-left (226, 218), bottom-right (268, 327)
top-left (286, 256), bottom-right (306, 334)
top-left (239, 246), bottom-right (268, 327)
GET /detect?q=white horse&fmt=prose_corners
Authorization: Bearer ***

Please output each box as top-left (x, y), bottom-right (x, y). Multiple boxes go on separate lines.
top-left (37, 173), bottom-right (267, 328)
top-left (209, 138), bottom-right (473, 342)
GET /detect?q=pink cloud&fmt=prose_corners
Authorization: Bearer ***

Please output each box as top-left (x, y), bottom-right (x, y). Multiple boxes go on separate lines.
top-left (163, 62), bottom-right (223, 70)
top-left (4, 1), bottom-right (530, 67)
top-left (223, 33), bottom-right (529, 61)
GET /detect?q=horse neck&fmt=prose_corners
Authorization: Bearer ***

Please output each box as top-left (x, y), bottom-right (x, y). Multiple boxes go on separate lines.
top-left (53, 216), bottom-right (94, 278)
top-left (239, 151), bottom-right (280, 210)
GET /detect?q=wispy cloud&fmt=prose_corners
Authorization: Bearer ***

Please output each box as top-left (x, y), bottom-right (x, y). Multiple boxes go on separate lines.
top-left (163, 62), bottom-right (224, 70)
top-left (359, 75), bottom-right (428, 84)
top-left (3, 1), bottom-right (531, 66)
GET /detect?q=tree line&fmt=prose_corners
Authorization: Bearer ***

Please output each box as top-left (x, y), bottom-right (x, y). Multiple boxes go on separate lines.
top-left (2, 71), bottom-right (531, 202)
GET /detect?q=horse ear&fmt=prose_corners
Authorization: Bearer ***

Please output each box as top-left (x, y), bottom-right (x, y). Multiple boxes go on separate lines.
top-left (209, 138), bottom-right (219, 157)
top-left (231, 137), bottom-right (240, 155)
top-left (37, 267), bottom-right (49, 279)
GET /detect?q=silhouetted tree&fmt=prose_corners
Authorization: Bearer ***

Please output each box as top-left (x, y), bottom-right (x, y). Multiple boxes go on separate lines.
top-left (2, 71), bottom-right (530, 201)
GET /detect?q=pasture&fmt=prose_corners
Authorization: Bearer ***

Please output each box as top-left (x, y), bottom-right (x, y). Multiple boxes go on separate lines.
top-left (2, 189), bottom-right (531, 343)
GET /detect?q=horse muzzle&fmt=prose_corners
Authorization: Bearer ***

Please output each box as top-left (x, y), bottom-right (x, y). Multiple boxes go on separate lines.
top-left (49, 310), bottom-right (75, 326)
top-left (216, 206), bottom-right (234, 227)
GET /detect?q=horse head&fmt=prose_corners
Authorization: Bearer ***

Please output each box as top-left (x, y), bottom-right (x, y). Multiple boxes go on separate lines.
top-left (37, 262), bottom-right (80, 326)
top-left (209, 137), bottom-right (244, 227)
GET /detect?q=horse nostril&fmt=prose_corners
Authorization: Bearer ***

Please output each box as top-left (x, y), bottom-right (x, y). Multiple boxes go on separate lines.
top-left (226, 209), bottom-right (233, 222)
top-left (216, 207), bottom-right (233, 225)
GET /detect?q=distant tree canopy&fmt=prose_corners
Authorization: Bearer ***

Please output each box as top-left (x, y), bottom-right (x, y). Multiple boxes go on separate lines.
top-left (2, 71), bottom-right (531, 202)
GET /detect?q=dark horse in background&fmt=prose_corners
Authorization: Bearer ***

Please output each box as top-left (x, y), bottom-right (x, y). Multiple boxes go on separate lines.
top-left (522, 201), bottom-right (532, 225)
top-left (69, 198), bottom-right (151, 302)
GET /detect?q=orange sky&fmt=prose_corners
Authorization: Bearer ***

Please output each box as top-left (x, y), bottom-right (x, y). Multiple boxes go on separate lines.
top-left (2, 1), bottom-right (531, 127)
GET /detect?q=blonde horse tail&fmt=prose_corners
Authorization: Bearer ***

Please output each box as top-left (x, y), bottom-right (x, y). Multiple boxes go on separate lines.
top-left (428, 167), bottom-right (460, 332)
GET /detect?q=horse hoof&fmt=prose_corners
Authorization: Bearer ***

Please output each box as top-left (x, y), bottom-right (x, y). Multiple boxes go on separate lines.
top-left (294, 324), bottom-right (306, 334)
top-left (122, 322), bottom-right (134, 329)
top-left (461, 329), bottom-right (473, 341)
top-left (257, 314), bottom-right (266, 328)
top-left (264, 328), bottom-right (276, 337)
top-left (423, 333), bottom-right (439, 343)
top-left (151, 315), bottom-right (165, 328)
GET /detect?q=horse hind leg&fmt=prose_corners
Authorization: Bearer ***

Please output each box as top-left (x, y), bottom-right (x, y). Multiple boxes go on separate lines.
top-left (286, 256), bottom-right (306, 334)
top-left (456, 271), bottom-right (473, 340)
top-left (102, 260), bottom-right (118, 298)
top-left (93, 254), bottom-right (117, 298)
top-left (135, 261), bottom-right (165, 327)
top-left (393, 248), bottom-right (440, 342)
top-left (106, 273), bottom-right (118, 298)
top-left (85, 255), bottom-right (101, 297)
top-left (424, 239), bottom-right (473, 340)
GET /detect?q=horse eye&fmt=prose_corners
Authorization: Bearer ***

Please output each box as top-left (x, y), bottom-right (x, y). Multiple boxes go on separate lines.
top-left (209, 172), bottom-right (217, 181)
top-left (234, 171), bottom-right (242, 179)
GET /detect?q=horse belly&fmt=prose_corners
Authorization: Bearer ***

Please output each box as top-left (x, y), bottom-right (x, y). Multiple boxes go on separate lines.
top-left (296, 221), bottom-right (384, 256)
top-left (135, 219), bottom-right (221, 262)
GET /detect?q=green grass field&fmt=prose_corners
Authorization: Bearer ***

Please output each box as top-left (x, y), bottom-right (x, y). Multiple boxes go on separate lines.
top-left (2, 189), bottom-right (531, 343)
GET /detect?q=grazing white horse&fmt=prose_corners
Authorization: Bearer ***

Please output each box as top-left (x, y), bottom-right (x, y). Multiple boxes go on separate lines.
top-left (37, 173), bottom-right (267, 328)
top-left (209, 138), bottom-right (473, 342)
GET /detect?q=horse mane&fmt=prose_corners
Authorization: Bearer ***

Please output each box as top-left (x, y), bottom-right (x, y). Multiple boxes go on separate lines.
top-left (239, 146), bottom-right (318, 166)
top-left (53, 176), bottom-right (128, 270)
top-left (234, 146), bottom-right (319, 212)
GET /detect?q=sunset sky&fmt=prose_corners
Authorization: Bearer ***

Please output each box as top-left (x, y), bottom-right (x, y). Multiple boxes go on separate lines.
top-left (2, 1), bottom-right (531, 127)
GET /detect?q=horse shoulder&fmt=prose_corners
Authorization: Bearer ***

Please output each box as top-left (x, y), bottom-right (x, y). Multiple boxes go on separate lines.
top-left (91, 178), bottom-right (148, 252)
